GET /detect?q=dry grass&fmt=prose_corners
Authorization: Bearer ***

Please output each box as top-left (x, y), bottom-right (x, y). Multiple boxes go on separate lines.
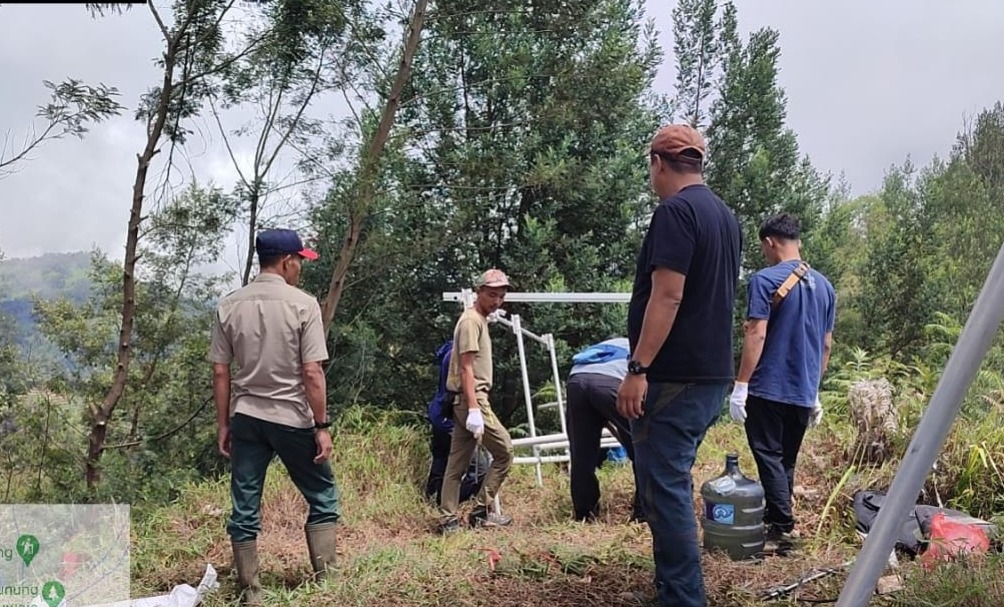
top-left (130, 412), bottom-right (1002, 606)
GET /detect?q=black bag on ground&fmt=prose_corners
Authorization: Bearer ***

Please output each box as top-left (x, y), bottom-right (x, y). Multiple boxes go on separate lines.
top-left (853, 490), bottom-right (997, 557)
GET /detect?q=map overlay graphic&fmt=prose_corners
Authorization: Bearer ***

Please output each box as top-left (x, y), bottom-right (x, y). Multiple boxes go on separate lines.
top-left (0, 505), bottom-right (130, 607)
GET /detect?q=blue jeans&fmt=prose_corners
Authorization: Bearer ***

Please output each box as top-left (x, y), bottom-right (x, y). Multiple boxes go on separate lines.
top-left (631, 382), bottom-right (728, 607)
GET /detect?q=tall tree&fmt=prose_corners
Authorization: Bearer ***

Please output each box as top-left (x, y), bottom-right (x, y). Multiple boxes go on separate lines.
top-left (670, 0), bottom-right (828, 274)
top-left (854, 163), bottom-right (936, 356)
top-left (670, 0), bottom-right (730, 128)
top-left (669, 0), bottom-right (829, 362)
top-left (855, 105), bottom-right (1004, 357)
top-left (706, 24), bottom-right (828, 271)
top-left (34, 182), bottom-right (238, 500)
top-left (82, 0), bottom-right (267, 490)
top-left (209, 0), bottom-right (382, 285)
top-left (317, 0), bottom-right (429, 333)
top-left (304, 0), bottom-right (663, 418)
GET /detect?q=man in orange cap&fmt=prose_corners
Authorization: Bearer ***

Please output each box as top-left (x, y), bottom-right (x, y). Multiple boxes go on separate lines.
top-left (618, 125), bottom-right (742, 607)
top-left (437, 268), bottom-right (516, 534)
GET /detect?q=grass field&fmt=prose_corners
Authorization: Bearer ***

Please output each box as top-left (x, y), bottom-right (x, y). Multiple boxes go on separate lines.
top-left (128, 407), bottom-right (1004, 606)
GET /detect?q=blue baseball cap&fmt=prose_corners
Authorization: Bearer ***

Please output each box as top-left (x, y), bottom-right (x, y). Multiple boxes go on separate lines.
top-left (255, 228), bottom-right (318, 261)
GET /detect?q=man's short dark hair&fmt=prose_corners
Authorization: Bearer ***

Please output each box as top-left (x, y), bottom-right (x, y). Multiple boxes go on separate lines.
top-left (258, 253), bottom-right (285, 268)
top-left (759, 213), bottom-right (801, 241)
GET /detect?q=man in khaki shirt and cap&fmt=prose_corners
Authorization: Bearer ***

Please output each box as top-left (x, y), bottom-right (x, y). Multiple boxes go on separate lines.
top-left (438, 268), bottom-right (515, 534)
top-left (209, 228), bottom-right (340, 605)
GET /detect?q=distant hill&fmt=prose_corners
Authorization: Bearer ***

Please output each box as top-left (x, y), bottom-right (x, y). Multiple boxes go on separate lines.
top-left (0, 251), bottom-right (94, 301)
top-left (1, 251), bottom-right (94, 354)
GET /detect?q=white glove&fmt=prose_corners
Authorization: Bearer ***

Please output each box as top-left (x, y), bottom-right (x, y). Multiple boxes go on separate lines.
top-left (810, 397), bottom-right (823, 427)
top-left (465, 408), bottom-right (485, 439)
top-left (729, 382), bottom-right (748, 423)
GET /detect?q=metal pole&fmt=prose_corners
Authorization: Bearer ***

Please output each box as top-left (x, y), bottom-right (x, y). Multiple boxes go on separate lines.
top-left (488, 312), bottom-right (549, 345)
top-left (459, 288), bottom-right (474, 309)
top-left (836, 237), bottom-right (1004, 607)
top-left (443, 291), bottom-right (632, 303)
top-left (512, 314), bottom-right (543, 486)
top-left (514, 455), bottom-right (572, 465)
top-left (545, 334), bottom-right (568, 438)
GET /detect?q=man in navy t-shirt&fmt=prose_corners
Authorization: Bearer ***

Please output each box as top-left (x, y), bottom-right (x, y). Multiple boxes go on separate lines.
top-left (617, 124), bottom-right (742, 607)
top-left (730, 212), bottom-right (836, 551)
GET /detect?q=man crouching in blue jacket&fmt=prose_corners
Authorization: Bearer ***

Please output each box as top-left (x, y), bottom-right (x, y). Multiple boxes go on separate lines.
top-left (566, 337), bottom-right (645, 523)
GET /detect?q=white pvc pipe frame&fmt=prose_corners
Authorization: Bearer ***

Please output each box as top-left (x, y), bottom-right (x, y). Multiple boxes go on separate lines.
top-left (443, 290), bottom-right (631, 513)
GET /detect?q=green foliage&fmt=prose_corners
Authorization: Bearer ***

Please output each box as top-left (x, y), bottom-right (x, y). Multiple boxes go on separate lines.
top-left (819, 333), bottom-right (1004, 520)
top-left (0, 78), bottom-right (124, 179)
top-left (0, 393), bottom-right (84, 502)
top-left (705, 19), bottom-right (829, 272)
top-left (891, 552), bottom-right (1004, 607)
top-left (20, 183), bottom-right (236, 501)
top-left (671, 0), bottom-right (728, 128)
top-left (0, 302), bottom-right (28, 400)
top-left (0, 252), bottom-right (93, 301)
top-left (669, 0), bottom-right (831, 363)
top-left (302, 0), bottom-right (663, 422)
top-left (212, 0), bottom-right (386, 285)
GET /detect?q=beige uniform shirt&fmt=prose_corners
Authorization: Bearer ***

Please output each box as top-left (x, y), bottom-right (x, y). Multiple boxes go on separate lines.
top-left (209, 273), bottom-right (329, 428)
top-left (446, 307), bottom-right (493, 399)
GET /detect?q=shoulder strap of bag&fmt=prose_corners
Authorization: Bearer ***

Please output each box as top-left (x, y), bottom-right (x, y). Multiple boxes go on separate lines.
top-left (771, 261), bottom-right (810, 309)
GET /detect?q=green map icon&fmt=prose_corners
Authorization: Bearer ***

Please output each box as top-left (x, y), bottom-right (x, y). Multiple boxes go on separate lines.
top-left (16, 534), bottom-right (40, 566)
top-left (41, 580), bottom-right (66, 607)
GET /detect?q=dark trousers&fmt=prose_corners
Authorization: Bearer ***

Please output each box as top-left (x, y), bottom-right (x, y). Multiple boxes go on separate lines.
top-left (227, 413), bottom-right (341, 543)
top-left (425, 426), bottom-right (486, 504)
top-left (744, 395), bottom-right (811, 534)
top-left (566, 372), bottom-right (644, 521)
top-left (632, 382), bottom-right (727, 607)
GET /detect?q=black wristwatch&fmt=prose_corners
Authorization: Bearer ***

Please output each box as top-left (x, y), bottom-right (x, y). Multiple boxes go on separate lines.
top-left (314, 420), bottom-right (332, 430)
top-left (628, 360), bottom-right (648, 375)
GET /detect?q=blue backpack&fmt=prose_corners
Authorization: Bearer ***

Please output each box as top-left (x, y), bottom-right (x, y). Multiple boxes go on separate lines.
top-left (426, 339), bottom-right (455, 432)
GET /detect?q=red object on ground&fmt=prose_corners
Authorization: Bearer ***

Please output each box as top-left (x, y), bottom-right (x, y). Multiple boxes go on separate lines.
top-left (920, 512), bottom-right (990, 570)
top-left (61, 552), bottom-right (83, 578)
top-left (480, 547), bottom-right (502, 572)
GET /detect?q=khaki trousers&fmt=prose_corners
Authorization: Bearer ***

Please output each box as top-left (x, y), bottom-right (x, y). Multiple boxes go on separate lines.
top-left (439, 396), bottom-right (513, 519)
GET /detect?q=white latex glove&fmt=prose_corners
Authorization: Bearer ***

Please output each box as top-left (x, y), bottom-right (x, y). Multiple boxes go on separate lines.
top-left (810, 397), bottom-right (823, 428)
top-left (465, 408), bottom-right (485, 439)
top-left (729, 382), bottom-right (748, 423)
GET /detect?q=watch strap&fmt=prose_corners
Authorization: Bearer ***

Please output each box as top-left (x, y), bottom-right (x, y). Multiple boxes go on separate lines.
top-left (628, 360), bottom-right (648, 375)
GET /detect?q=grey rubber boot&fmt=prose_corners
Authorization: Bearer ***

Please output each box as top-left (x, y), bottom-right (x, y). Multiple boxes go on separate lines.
top-left (231, 539), bottom-right (263, 605)
top-left (304, 521), bottom-right (338, 580)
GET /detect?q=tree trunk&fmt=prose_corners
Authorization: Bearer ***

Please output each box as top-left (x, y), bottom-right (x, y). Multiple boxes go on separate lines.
top-left (85, 39), bottom-right (178, 491)
top-left (242, 184), bottom-right (261, 286)
top-left (320, 0), bottom-right (428, 332)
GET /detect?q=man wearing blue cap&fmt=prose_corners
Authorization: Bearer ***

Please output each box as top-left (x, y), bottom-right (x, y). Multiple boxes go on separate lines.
top-left (209, 228), bottom-right (339, 605)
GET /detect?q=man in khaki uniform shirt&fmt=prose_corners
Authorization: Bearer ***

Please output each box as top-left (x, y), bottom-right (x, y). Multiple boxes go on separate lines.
top-left (438, 269), bottom-right (515, 534)
top-left (209, 228), bottom-right (339, 605)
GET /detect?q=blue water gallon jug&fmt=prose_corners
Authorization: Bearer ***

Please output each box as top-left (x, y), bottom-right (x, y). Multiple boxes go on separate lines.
top-left (700, 453), bottom-right (765, 560)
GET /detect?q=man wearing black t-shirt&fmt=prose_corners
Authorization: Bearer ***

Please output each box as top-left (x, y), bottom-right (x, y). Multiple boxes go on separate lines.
top-left (618, 124), bottom-right (742, 607)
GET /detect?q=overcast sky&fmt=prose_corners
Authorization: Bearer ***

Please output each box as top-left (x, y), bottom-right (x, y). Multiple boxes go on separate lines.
top-left (1, 0), bottom-right (1002, 270)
